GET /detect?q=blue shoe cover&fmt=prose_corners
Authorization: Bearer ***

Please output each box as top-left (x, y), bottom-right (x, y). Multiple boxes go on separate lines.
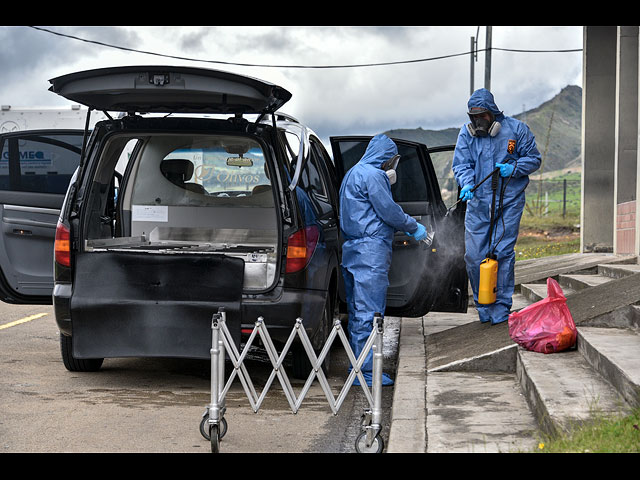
top-left (353, 371), bottom-right (394, 387)
top-left (477, 308), bottom-right (491, 323)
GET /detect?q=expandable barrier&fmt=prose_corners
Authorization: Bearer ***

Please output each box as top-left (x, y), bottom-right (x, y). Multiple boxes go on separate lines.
top-left (199, 307), bottom-right (386, 453)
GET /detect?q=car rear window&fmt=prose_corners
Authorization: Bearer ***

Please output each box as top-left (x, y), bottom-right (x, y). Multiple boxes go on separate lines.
top-left (130, 134), bottom-right (273, 207)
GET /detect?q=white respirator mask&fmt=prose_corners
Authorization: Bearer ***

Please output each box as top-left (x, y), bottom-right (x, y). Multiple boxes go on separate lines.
top-left (385, 169), bottom-right (397, 185)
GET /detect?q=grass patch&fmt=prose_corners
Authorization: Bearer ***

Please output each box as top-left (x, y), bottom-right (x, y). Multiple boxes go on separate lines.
top-left (515, 209), bottom-right (580, 261)
top-left (515, 234), bottom-right (580, 261)
top-left (520, 213), bottom-right (579, 232)
top-left (534, 407), bottom-right (640, 453)
top-left (525, 176), bottom-right (581, 220)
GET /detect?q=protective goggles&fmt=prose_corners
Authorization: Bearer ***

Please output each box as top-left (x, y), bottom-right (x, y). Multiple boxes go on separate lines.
top-left (468, 106), bottom-right (489, 115)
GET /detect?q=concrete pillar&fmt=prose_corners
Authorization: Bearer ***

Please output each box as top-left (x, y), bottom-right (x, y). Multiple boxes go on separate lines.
top-left (637, 38), bottom-right (640, 257)
top-left (581, 26), bottom-right (618, 253)
top-left (614, 26), bottom-right (638, 255)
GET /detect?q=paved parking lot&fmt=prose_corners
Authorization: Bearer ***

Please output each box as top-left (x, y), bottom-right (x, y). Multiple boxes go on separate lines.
top-left (0, 303), bottom-right (396, 453)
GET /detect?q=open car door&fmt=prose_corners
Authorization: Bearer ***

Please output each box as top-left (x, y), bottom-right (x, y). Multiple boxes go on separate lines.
top-left (330, 136), bottom-right (468, 316)
top-left (0, 130), bottom-right (85, 303)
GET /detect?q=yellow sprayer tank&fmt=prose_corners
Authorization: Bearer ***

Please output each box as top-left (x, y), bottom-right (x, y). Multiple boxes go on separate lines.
top-left (478, 257), bottom-right (498, 304)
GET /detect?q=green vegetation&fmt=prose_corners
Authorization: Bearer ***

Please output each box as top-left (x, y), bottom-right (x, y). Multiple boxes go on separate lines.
top-left (515, 234), bottom-right (580, 261)
top-left (516, 171), bottom-right (581, 261)
top-left (534, 407), bottom-right (640, 453)
top-left (525, 173), bottom-right (581, 220)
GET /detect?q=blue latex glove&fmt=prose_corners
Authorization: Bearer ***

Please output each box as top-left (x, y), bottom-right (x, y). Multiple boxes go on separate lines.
top-left (459, 184), bottom-right (474, 201)
top-left (405, 223), bottom-right (427, 242)
top-left (495, 162), bottom-right (515, 178)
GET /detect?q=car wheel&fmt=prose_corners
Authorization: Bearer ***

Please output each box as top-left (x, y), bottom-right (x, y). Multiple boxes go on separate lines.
top-left (59, 334), bottom-right (104, 372)
top-left (291, 293), bottom-right (333, 379)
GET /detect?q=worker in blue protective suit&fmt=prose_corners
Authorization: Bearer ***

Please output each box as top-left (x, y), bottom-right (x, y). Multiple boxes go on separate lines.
top-left (339, 134), bottom-right (427, 386)
top-left (452, 88), bottom-right (541, 325)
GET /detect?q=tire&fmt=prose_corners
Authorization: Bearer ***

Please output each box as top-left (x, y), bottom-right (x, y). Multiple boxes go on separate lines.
top-left (291, 293), bottom-right (333, 379)
top-left (59, 334), bottom-right (104, 372)
top-left (210, 424), bottom-right (220, 453)
top-left (355, 431), bottom-right (385, 453)
top-left (200, 415), bottom-right (227, 441)
top-left (291, 343), bottom-right (312, 380)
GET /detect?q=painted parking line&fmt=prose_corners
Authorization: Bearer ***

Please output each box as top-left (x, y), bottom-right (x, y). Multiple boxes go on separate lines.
top-left (0, 313), bottom-right (48, 331)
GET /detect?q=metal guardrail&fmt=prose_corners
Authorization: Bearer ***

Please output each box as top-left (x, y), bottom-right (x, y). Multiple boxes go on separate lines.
top-left (199, 308), bottom-right (386, 453)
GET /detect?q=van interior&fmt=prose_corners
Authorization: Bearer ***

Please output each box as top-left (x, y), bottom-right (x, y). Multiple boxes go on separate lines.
top-left (83, 133), bottom-right (279, 291)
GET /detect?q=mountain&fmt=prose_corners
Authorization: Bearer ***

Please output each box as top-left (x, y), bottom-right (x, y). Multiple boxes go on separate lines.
top-left (384, 85), bottom-right (583, 179)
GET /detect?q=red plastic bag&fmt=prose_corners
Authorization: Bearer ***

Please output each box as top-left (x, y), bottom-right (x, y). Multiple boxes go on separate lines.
top-left (508, 277), bottom-right (577, 354)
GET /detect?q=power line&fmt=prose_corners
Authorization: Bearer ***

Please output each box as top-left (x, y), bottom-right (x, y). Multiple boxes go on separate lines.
top-left (28, 26), bottom-right (583, 70)
top-left (494, 47), bottom-right (582, 53)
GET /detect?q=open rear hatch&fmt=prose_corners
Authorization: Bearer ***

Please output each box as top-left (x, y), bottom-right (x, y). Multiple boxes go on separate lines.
top-left (49, 65), bottom-right (292, 114)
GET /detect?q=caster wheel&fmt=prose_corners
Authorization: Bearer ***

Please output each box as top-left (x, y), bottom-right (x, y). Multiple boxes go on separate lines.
top-left (354, 431), bottom-right (384, 453)
top-left (210, 424), bottom-right (220, 453)
top-left (200, 414), bottom-right (227, 441)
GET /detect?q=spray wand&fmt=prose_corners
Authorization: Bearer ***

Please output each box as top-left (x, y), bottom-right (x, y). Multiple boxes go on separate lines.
top-left (444, 166), bottom-right (500, 217)
top-left (417, 164), bottom-right (505, 248)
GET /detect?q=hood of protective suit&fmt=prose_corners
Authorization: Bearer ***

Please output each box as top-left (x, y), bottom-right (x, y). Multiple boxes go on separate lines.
top-left (358, 134), bottom-right (398, 169)
top-left (467, 88), bottom-right (504, 122)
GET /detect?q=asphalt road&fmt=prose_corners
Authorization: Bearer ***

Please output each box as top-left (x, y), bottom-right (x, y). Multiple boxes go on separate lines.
top-left (0, 302), bottom-right (398, 453)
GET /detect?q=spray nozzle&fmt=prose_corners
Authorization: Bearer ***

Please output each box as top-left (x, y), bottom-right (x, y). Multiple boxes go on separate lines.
top-left (420, 231), bottom-right (434, 248)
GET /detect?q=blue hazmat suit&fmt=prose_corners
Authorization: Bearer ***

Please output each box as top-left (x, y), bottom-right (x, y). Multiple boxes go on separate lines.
top-left (339, 134), bottom-right (419, 386)
top-left (452, 89), bottom-right (541, 325)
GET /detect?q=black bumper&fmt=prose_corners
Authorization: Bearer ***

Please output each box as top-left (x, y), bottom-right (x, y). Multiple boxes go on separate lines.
top-left (53, 253), bottom-right (328, 358)
top-left (56, 251), bottom-right (244, 360)
top-left (55, 285), bottom-right (328, 358)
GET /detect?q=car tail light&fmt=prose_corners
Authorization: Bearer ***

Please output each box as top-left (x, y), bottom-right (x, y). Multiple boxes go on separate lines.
top-left (285, 226), bottom-right (319, 273)
top-left (54, 221), bottom-right (71, 267)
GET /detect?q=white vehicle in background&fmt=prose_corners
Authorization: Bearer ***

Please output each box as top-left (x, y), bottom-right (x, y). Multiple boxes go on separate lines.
top-left (0, 105), bottom-right (108, 133)
top-left (0, 106), bottom-right (108, 303)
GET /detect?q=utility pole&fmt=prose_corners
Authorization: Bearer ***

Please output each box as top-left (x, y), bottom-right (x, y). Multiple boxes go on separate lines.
top-left (484, 26), bottom-right (492, 91)
top-left (470, 36), bottom-right (476, 95)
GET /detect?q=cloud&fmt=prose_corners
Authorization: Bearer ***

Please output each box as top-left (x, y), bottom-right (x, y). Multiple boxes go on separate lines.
top-left (0, 25), bottom-right (582, 144)
top-left (0, 26), bottom-right (142, 106)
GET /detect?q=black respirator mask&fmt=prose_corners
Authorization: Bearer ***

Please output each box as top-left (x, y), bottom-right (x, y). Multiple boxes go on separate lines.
top-left (466, 111), bottom-right (501, 137)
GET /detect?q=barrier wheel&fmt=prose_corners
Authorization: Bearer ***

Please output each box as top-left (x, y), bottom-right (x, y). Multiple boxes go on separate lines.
top-left (355, 431), bottom-right (384, 453)
top-left (200, 414), bottom-right (227, 441)
top-left (210, 424), bottom-right (221, 453)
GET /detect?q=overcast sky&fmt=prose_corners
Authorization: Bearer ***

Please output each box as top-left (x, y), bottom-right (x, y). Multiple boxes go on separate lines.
top-left (0, 26), bottom-right (583, 143)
